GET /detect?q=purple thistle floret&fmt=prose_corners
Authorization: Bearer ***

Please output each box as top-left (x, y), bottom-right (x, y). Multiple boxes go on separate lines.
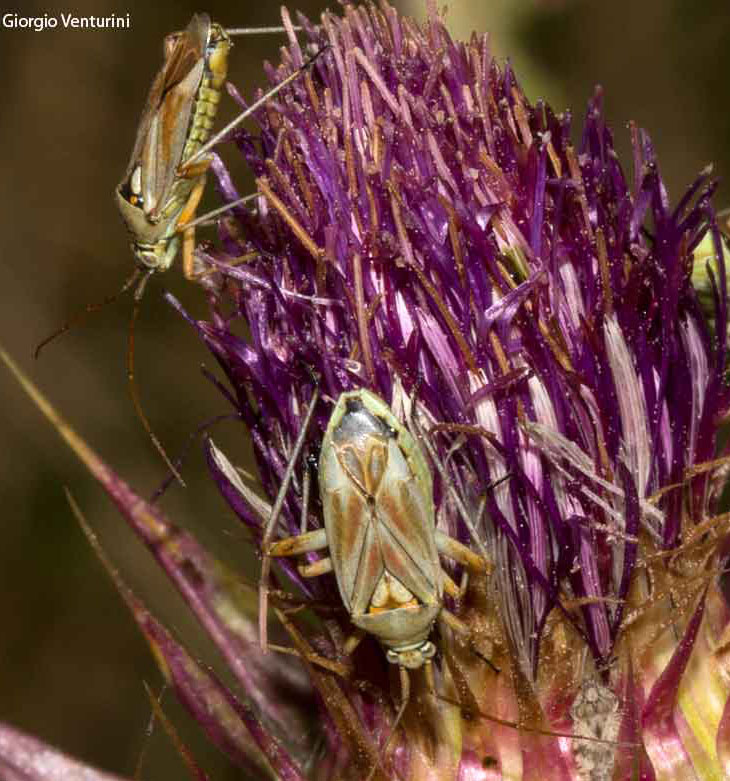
top-left (4, 2), bottom-right (730, 780)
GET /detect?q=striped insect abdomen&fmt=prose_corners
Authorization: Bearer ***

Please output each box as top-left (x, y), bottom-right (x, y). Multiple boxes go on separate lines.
top-left (179, 21), bottom-right (229, 163)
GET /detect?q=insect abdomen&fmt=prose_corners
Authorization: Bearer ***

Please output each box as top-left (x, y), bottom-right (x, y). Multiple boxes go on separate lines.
top-left (181, 25), bottom-right (230, 163)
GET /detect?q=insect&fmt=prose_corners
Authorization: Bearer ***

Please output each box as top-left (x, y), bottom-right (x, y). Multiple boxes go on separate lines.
top-left (260, 389), bottom-right (490, 778)
top-left (114, 13), bottom-right (232, 280)
top-left (115, 13), bottom-right (318, 281)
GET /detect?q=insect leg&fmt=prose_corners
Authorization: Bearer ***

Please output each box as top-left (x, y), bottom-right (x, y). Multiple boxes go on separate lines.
top-left (177, 158), bottom-right (213, 179)
top-left (272, 608), bottom-right (398, 700)
top-left (442, 570), bottom-right (469, 600)
top-left (177, 177), bottom-right (208, 281)
top-left (267, 643), bottom-right (350, 677)
top-left (127, 274), bottom-right (186, 487)
top-left (189, 252), bottom-right (263, 283)
top-left (364, 666), bottom-right (410, 781)
top-left (299, 460), bottom-right (312, 534)
top-left (269, 527), bottom-right (330, 582)
top-left (170, 21), bottom-right (303, 36)
top-left (259, 385), bottom-right (320, 652)
top-left (269, 527), bottom-right (327, 557)
top-left (438, 608), bottom-right (470, 637)
top-left (298, 556), bottom-right (333, 578)
top-left (435, 529), bottom-right (491, 573)
top-left (439, 607), bottom-right (501, 674)
top-left (343, 629), bottom-right (366, 655)
top-left (423, 659), bottom-right (436, 694)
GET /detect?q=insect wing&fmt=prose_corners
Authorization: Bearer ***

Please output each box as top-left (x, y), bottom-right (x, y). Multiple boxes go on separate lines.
top-left (122, 14), bottom-right (209, 217)
top-left (366, 436), bottom-right (441, 609)
top-left (320, 391), bottom-right (442, 618)
top-left (141, 60), bottom-right (203, 217)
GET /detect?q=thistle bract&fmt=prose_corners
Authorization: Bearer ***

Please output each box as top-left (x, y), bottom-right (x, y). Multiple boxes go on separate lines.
top-left (4, 2), bottom-right (730, 780)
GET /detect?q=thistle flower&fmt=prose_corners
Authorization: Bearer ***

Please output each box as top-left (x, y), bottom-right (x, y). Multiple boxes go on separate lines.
top-left (3, 2), bottom-right (730, 780)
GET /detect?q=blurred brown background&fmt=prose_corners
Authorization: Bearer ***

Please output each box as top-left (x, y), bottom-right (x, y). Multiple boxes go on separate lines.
top-left (0, 0), bottom-right (728, 778)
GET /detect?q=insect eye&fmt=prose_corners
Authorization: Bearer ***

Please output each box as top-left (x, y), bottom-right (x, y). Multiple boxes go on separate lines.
top-left (118, 166), bottom-right (144, 208)
top-left (125, 189), bottom-right (144, 208)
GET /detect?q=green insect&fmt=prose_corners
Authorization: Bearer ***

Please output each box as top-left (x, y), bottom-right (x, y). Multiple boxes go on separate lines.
top-left (115, 13), bottom-right (232, 279)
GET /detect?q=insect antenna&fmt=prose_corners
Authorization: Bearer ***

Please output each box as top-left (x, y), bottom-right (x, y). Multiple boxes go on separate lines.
top-left (149, 412), bottom-right (240, 504)
top-left (34, 268), bottom-right (142, 360)
top-left (185, 45), bottom-right (330, 169)
top-left (258, 384), bottom-right (320, 651)
top-left (127, 272), bottom-right (186, 488)
top-left (167, 21), bottom-right (302, 36)
top-left (226, 25), bottom-right (303, 35)
top-left (364, 666), bottom-right (410, 781)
